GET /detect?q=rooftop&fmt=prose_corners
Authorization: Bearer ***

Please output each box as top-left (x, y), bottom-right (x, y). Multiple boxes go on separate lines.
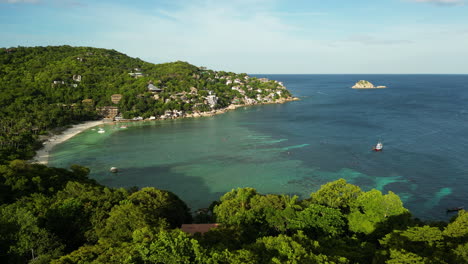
top-left (180, 223), bottom-right (219, 235)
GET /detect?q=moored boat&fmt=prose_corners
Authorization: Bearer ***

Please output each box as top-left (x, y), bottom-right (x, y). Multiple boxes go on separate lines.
top-left (98, 128), bottom-right (105, 133)
top-left (373, 141), bottom-right (383, 151)
top-left (446, 207), bottom-right (463, 213)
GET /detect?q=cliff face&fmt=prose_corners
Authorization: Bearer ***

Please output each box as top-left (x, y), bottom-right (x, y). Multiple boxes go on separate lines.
top-left (352, 80), bottom-right (386, 89)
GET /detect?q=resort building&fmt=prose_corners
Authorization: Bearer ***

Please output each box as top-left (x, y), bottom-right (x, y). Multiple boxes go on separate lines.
top-left (98, 106), bottom-right (119, 119)
top-left (148, 83), bottom-right (162, 93)
top-left (72, 75), bottom-right (82, 82)
top-left (111, 94), bottom-right (123, 104)
top-left (180, 224), bottom-right (219, 235)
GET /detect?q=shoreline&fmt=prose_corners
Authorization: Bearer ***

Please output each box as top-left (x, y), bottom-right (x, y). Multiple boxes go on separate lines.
top-left (31, 97), bottom-right (299, 165)
top-left (30, 120), bottom-right (106, 165)
top-left (183, 97), bottom-right (300, 118)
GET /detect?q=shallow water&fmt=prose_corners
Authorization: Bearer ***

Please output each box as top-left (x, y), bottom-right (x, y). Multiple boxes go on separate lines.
top-left (50, 74), bottom-right (468, 220)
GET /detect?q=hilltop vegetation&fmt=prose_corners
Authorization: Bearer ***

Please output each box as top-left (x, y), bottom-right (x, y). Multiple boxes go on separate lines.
top-left (0, 162), bottom-right (467, 263)
top-left (0, 46), bottom-right (292, 161)
top-left (2, 46), bottom-right (466, 263)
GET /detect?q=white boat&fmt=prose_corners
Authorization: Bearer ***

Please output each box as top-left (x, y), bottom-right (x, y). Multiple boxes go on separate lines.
top-left (373, 141), bottom-right (383, 151)
top-left (98, 128), bottom-right (105, 134)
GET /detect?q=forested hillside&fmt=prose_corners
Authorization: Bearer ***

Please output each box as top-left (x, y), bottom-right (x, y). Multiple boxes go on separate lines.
top-left (2, 46), bottom-right (467, 264)
top-left (0, 46), bottom-right (292, 161)
top-left (0, 162), bottom-right (467, 263)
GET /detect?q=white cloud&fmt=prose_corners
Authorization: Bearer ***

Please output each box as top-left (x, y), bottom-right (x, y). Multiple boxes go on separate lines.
top-left (2, 0), bottom-right (467, 73)
top-left (69, 1), bottom-right (465, 73)
top-left (0, 0), bottom-right (85, 6)
top-left (341, 35), bottom-right (414, 46)
top-left (0, 0), bottom-right (39, 3)
top-left (83, 1), bottom-right (323, 70)
top-left (410, 0), bottom-right (465, 6)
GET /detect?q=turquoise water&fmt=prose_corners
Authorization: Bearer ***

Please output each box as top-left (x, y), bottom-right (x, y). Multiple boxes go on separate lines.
top-left (50, 75), bottom-right (468, 220)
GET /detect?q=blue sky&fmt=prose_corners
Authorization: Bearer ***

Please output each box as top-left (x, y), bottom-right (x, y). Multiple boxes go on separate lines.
top-left (1, 0), bottom-right (467, 73)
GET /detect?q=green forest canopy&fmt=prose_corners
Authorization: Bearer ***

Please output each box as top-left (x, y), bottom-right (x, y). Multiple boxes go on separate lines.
top-left (0, 162), bottom-right (467, 263)
top-left (1, 46), bottom-right (466, 263)
top-left (0, 45), bottom-right (291, 161)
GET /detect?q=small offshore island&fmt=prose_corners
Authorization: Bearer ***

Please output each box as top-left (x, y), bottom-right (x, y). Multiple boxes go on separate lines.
top-left (352, 80), bottom-right (387, 89)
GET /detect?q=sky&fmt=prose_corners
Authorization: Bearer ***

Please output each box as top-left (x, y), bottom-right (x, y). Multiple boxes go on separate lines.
top-left (0, 0), bottom-right (467, 74)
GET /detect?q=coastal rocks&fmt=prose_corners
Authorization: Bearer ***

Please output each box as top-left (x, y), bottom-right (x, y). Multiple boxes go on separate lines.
top-left (352, 80), bottom-right (387, 89)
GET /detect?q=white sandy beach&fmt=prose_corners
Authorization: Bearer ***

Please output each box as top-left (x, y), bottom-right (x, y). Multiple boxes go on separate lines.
top-left (29, 98), bottom-right (299, 166)
top-left (31, 120), bottom-right (105, 165)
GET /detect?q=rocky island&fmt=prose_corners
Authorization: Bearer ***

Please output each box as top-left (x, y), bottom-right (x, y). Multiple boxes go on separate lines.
top-left (352, 80), bottom-right (387, 89)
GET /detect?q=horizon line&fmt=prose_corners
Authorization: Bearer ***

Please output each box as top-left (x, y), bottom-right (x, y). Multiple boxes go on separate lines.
top-left (249, 73), bottom-right (468, 75)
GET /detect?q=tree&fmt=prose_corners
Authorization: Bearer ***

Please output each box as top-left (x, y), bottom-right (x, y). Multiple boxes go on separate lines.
top-left (379, 226), bottom-right (448, 263)
top-left (96, 201), bottom-right (159, 243)
top-left (0, 205), bottom-right (64, 263)
top-left (133, 228), bottom-right (207, 264)
top-left (291, 203), bottom-right (345, 237)
top-left (444, 210), bottom-right (468, 239)
top-left (213, 187), bottom-right (258, 226)
top-left (252, 232), bottom-right (348, 264)
top-left (128, 187), bottom-right (192, 228)
top-left (385, 249), bottom-right (426, 264)
top-left (347, 189), bottom-right (408, 234)
top-left (310, 179), bottom-right (362, 212)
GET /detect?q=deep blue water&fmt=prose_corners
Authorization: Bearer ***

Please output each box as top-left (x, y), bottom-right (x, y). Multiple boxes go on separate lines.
top-left (50, 74), bottom-right (468, 220)
top-left (252, 74), bottom-right (468, 219)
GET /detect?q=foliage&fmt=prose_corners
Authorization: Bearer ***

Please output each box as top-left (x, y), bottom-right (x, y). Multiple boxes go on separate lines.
top-left (310, 178), bottom-right (362, 212)
top-left (0, 45), bottom-right (292, 161)
top-left (6, 46), bottom-right (466, 263)
top-left (1, 161), bottom-right (467, 264)
top-left (347, 189), bottom-right (408, 234)
top-left (128, 187), bottom-right (192, 228)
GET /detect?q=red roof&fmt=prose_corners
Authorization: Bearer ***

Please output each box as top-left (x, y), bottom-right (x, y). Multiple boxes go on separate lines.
top-left (180, 223), bottom-right (219, 235)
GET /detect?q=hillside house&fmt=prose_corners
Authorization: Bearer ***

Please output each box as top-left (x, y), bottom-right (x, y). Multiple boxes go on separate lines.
top-left (82, 99), bottom-right (94, 105)
top-left (52, 80), bottom-right (65, 85)
top-left (206, 94), bottom-right (218, 108)
top-left (97, 106), bottom-right (119, 119)
top-left (73, 75), bottom-right (82, 82)
top-left (111, 94), bottom-right (122, 104)
top-left (190, 87), bottom-right (198, 94)
top-left (129, 72), bottom-right (144, 78)
top-left (180, 224), bottom-right (219, 235)
top-left (148, 84), bottom-right (162, 93)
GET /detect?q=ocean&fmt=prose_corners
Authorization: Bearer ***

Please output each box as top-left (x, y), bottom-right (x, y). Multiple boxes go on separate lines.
top-left (49, 74), bottom-right (468, 220)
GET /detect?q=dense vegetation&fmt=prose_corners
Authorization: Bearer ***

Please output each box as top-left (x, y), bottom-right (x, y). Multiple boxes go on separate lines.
top-left (1, 162), bottom-right (467, 263)
top-left (0, 46), bottom-right (291, 161)
top-left (2, 46), bottom-right (466, 263)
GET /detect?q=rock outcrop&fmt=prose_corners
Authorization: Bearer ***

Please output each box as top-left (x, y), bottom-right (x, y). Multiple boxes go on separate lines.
top-left (352, 80), bottom-right (387, 89)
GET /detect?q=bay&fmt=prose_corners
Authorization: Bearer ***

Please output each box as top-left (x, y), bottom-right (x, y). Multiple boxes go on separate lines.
top-left (49, 74), bottom-right (468, 220)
